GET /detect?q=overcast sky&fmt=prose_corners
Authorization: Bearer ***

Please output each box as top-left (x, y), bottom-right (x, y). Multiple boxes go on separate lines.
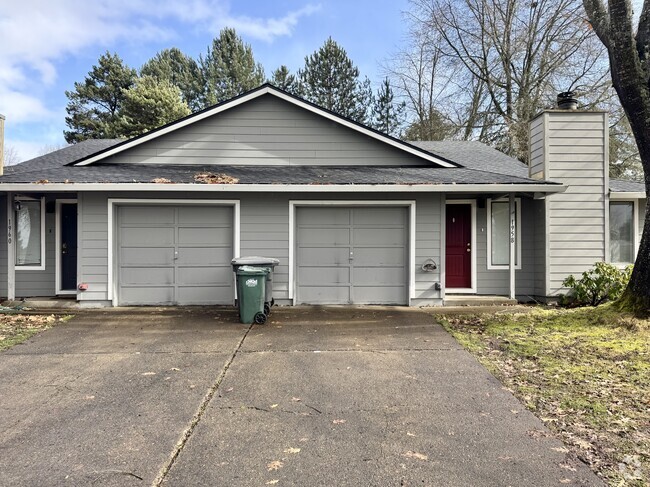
top-left (0, 0), bottom-right (410, 162)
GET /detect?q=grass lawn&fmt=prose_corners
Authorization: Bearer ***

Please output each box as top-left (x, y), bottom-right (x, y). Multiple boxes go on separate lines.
top-left (441, 304), bottom-right (649, 487)
top-left (0, 313), bottom-right (70, 352)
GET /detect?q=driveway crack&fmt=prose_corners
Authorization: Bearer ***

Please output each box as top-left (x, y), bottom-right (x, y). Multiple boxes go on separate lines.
top-left (151, 323), bottom-right (253, 486)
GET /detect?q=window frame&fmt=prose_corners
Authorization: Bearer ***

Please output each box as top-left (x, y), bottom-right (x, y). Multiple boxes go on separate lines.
top-left (609, 199), bottom-right (638, 265)
top-left (486, 197), bottom-right (522, 270)
top-left (14, 197), bottom-right (46, 271)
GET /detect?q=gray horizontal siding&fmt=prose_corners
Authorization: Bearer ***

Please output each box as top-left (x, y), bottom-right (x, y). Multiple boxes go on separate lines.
top-left (545, 112), bottom-right (607, 294)
top-left (77, 192), bottom-right (443, 306)
top-left (529, 115), bottom-right (545, 178)
top-left (475, 197), bottom-right (536, 297)
top-left (105, 95), bottom-right (430, 167)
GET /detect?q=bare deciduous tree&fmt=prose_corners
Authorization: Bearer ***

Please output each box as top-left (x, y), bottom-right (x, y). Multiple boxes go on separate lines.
top-left (4, 146), bottom-right (21, 165)
top-left (393, 0), bottom-right (611, 161)
top-left (583, 0), bottom-right (650, 313)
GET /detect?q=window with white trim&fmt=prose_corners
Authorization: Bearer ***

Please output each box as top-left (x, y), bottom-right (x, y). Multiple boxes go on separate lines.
top-left (15, 198), bottom-right (45, 270)
top-left (609, 201), bottom-right (635, 264)
top-left (487, 198), bottom-right (521, 269)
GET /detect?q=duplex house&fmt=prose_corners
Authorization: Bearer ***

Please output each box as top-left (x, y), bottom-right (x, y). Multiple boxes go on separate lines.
top-left (0, 84), bottom-right (645, 307)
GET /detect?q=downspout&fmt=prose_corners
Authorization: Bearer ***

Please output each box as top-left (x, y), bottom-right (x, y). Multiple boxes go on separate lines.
top-left (509, 192), bottom-right (516, 300)
top-left (0, 114), bottom-right (5, 176)
top-left (7, 192), bottom-right (15, 301)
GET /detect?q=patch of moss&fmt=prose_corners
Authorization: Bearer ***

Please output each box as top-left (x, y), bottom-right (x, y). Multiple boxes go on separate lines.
top-left (441, 304), bottom-right (650, 486)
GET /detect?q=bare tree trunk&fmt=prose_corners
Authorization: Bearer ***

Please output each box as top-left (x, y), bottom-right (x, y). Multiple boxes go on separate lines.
top-left (583, 0), bottom-right (650, 314)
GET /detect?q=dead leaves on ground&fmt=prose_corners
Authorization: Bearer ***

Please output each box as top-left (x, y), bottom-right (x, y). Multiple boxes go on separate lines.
top-left (266, 460), bottom-right (284, 471)
top-left (402, 451), bottom-right (428, 461)
top-left (444, 310), bottom-right (650, 485)
top-left (0, 314), bottom-right (67, 351)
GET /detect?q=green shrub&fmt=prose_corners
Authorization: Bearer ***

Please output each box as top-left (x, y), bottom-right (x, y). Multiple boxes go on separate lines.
top-left (562, 262), bottom-right (633, 307)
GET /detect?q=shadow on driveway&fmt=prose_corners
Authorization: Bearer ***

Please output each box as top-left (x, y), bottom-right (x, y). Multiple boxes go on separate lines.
top-left (0, 306), bottom-right (602, 486)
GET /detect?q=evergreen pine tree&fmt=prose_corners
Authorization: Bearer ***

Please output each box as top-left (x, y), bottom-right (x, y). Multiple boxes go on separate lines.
top-left (120, 76), bottom-right (191, 138)
top-left (199, 28), bottom-right (265, 106)
top-left (269, 65), bottom-right (298, 93)
top-left (371, 78), bottom-right (406, 136)
top-left (141, 48), bottom-right (202, 111)
top-left (298, 38), bottom-right (371, 123)
top-left (64, 52), bottom-right (137, 143)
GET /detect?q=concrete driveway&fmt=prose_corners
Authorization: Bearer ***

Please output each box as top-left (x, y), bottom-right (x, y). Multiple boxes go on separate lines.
top-left (0, 307), bottom-right (602, 486)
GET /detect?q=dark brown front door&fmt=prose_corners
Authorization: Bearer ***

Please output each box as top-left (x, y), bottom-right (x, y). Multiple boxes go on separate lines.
top-left (446, 204), bottom-right (472, 289)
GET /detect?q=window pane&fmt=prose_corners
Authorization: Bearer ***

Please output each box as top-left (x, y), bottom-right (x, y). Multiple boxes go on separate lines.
top-left (16, 200), bottom-right (42, 266)
top-left (610, 202), bottom-right (634, 263)
top-left (491, 201), bottom-right (518, 266)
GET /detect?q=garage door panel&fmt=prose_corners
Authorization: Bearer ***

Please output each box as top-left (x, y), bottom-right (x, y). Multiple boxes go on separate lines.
top-left (121, 267), bottom-right (174, 285)
top-left (177, 266), bottom-right (231, 286)
top-left (121, 227), bottom-right (175, 246)
top-left (296, 207), bottom-right (350, 226)
top-left (178, 227), bottom-right (231, 245)
top-left (119, 206), bottom-right (175, 225)
top-left (353, 207), bottom-right (405, 224)
top-left (177, 206), bottom-right (231, 224)
top-left (352, 247), bottom-right (405, 266)
top-left (120, 247), bottom-right (174, 266)
top-left (353, 267), bottom-right (406, 286)
top-left (298, 247), bottom-right (350, 266)
top-left (298, 266), bottom-right (350, 286)
top-left (117, 205), bottom-right (234, 305)
top-left (177, 247), bottom-right (232, 266)
top-left (120, 286), bottom-right (174, 305)
top-left (354, 228), bottom-right (406, 246)
top-left (296, 206), bottom-right (408, 305)
top-left (299, 228), bottom-right (350, 246)
top-left (298, 286), bottom-right (351, 304)
top-left (353, 286), bottom-right (406, 304)
top-left (177, 286), bottom-right (232, 305)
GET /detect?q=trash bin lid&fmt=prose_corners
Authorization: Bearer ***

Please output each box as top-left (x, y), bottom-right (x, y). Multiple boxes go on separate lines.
top-left (231, 256), bottom-right (280, 266)
top-left (235, 265), bottom-right (270, 275)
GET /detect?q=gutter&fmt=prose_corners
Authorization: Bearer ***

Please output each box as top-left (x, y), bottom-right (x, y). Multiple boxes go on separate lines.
top-left (0, 182), bottom-right (567, 194)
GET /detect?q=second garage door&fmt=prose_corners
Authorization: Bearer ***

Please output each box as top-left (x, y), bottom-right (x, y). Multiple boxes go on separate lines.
top-left (117, 205), bottom-right (234, 305)
top-left (296, 206), bottom-right (408, 305)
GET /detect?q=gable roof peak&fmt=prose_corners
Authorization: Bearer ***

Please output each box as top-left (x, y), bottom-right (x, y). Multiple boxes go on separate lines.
top-left (68, 84), bottom-right (458, 168)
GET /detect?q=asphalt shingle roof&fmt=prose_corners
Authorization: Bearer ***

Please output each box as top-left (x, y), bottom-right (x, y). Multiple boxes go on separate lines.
top-left (0, 163), bottom-right (553, 185)
top-left (4, 139), bottom-right (122, 175)
top-left (0, 138), bottom-right (571, 187)
top-left (610, 179), bottom-right (646, 193)
top-left (409, 141), bottom-right (530, 178)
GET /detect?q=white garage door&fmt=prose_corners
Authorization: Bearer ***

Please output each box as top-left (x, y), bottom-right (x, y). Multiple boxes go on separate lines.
top-left (117, 205), bottom-right (234, 305)
top-left (296, 206), bottom-right (408, 305)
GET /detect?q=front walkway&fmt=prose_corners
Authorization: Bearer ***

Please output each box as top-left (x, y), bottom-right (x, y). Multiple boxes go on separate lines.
top-left (0, 307), bottom-right (601, 486)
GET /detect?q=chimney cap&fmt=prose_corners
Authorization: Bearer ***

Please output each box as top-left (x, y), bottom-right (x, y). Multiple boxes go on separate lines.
top-left (557, 91), bottom-right (578, 110)
top-left (0, 114), bottom-right (5, 120)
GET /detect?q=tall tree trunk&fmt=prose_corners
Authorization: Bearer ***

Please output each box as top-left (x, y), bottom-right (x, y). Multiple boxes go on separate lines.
top-left (583, 0), bottom-right (650, 314)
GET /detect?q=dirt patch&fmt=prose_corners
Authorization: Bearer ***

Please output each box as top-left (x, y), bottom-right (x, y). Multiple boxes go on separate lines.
top-left (441, 305), bottom-right (650, 486)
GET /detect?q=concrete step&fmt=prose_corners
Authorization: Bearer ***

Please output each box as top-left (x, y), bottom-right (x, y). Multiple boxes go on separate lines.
top-left (444, 295), bottom-right (517, 307)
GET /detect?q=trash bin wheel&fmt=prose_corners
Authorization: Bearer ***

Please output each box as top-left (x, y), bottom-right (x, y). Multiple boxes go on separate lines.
top-left (254, 312), bottom-right (267, 324)
top-left (264, 303), bottom-right (271, 315)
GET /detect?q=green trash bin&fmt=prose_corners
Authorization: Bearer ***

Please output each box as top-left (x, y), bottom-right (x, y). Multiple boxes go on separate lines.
top-left (235, 266), bottom-right (269, 324)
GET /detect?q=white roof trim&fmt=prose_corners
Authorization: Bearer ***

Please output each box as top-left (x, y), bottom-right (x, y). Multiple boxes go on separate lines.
top-left (610, 191), bottom-right (646, 199)
top-left (0, 182), bottom-right (566, 193)
top-left (72, 86), bottom-right (456, 168)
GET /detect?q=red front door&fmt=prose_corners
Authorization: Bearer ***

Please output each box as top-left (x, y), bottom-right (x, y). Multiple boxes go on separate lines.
top-left (446, 204), bottom-right (472, 289)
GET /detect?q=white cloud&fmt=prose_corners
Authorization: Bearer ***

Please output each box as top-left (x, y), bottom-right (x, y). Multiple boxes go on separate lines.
top-left (0, 0), bottom-right (319, 125)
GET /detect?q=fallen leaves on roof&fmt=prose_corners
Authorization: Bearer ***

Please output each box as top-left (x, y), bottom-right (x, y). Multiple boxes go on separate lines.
top-left (194, 172), bottom-right (239, 184)
top-left (151, 177), bottom-right (173, 184)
